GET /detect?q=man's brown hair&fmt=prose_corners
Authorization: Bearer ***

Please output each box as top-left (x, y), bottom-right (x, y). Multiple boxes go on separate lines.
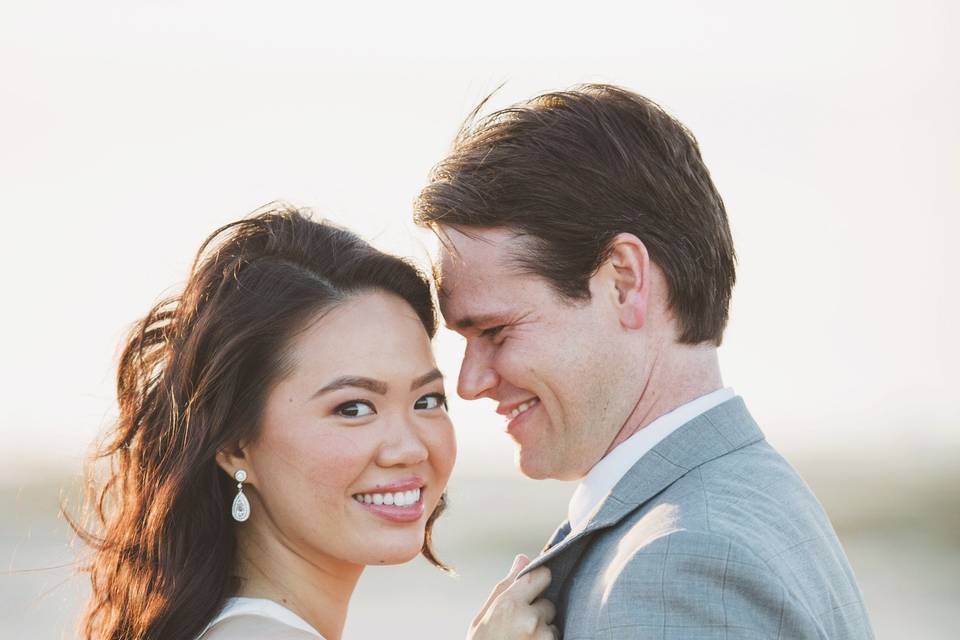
top-left (415, 84), bottom-right (736, 345)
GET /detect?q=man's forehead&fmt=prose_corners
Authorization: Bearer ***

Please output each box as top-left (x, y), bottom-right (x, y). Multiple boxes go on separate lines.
top-left (436, 225), bottom-right (519, 258)
top-left (433, 226), bottom-right (527, 326)
top-left (434, 226), bottom-right (518, 290)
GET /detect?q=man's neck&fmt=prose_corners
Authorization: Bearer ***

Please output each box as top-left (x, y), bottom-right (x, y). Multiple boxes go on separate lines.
top-left (604, 345), bottom-right (724, 456)
top-left (234, 523), bottom-right (363, 640)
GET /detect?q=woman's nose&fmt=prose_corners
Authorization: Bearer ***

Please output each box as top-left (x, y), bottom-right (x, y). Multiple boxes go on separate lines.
top-left (377, 421), bottom-right (429, 467)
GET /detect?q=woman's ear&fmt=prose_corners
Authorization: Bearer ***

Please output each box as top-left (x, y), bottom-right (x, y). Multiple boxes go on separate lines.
top-left (216, 443), bottom-right (255, 485)
top-left (604, 233), bottom-right (650, 330)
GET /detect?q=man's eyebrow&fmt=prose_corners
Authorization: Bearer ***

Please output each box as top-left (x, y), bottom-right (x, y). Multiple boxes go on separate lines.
top-left (313, 376), bottom-right (388, 398)
top-left (411, 368), bottom-right (444, 391)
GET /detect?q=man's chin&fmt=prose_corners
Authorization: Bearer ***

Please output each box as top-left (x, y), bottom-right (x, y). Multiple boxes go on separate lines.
top-left (515, 448), bottom-right (558, 480)
top-left (516, 448), bottom-right (585, 481)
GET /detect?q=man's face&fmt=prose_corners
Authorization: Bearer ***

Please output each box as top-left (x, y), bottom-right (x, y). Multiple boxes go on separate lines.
top-left (437, 226), bottom-right (635, 480)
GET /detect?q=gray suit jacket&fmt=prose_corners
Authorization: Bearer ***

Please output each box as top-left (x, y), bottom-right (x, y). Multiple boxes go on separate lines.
top-left (519, 397), bottom-right (874, 639)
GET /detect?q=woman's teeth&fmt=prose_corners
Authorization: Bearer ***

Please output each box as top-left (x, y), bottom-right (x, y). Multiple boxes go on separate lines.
top-left (353, 488), bottom-right (422, 507)
top-left (509, 399), bottom-right (539, 419)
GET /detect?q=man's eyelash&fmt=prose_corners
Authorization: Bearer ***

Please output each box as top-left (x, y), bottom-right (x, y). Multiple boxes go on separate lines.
top-left (480, 325), bottom-right (506, 337)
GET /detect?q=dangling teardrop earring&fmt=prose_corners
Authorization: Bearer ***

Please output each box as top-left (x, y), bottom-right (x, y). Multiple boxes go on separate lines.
top-left (231, 469), bottom-right (250, 522)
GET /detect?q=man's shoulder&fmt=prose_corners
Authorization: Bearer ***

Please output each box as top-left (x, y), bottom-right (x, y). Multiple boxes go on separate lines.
top-left (563, 524), bottom-right (810, 639)
top-left (582, 440), bottom-right (859, 610)
top-left (564, 445), bottom-right (873, 640)
top-left (606, 440), bottom-right (836, 564)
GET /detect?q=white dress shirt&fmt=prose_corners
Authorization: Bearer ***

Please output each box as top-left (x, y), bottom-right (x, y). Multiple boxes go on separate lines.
top-left (567, 387), bottom-right (735, 536)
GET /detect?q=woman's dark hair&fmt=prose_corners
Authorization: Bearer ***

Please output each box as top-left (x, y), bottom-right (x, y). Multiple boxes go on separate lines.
top-left (415, 84), bottom-right (736, 346)
top-left (70, 204), bottom-right (447, 640)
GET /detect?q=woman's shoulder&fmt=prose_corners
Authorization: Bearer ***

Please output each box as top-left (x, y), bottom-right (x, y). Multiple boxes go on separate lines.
top-left (198, 598), bottom-right (325, 639)
top-left (202, 614), bottom-right (322, 640)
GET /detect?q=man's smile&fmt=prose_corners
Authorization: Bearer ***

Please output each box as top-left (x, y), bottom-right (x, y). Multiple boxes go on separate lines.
top-left (497, 397), bottom-right (541, 420)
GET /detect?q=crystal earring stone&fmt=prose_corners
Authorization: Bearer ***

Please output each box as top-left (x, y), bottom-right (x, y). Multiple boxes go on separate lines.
top-left (232, 492), bottom-right (250, 522)
top-left (231, 470), bottom-right (250, 522)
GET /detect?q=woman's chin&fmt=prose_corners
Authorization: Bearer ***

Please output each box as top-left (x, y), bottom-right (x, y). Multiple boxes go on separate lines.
top-left (354, 534), bottom-right (426, 566)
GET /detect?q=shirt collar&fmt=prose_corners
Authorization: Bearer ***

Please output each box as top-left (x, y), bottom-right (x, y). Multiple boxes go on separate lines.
top-left (567, 387), bottom-right (735, 534)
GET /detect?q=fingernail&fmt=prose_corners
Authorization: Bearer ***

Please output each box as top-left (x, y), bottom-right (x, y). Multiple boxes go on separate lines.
top-left (511, 554), bottom-right (529, 571)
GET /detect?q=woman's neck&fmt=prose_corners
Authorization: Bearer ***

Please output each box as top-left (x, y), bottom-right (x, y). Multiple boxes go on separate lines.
top-left (233, 526), bottom-right (363, 640)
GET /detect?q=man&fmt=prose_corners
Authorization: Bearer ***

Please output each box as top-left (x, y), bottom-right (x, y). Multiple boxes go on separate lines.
top-left (415, 85), bottom-right (874, 639)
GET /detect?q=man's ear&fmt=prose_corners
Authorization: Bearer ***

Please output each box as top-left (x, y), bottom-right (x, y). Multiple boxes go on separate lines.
top-left (216, 442), bottom-right (255, 485)
top-left (602, 233), bottom-right (650, 330)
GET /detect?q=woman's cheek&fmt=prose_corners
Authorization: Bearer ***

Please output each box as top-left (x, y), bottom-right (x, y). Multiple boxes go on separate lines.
top-left (292, 431), bottom-right (372, 490)
top-left (429, 421), bottom-right (457, 482)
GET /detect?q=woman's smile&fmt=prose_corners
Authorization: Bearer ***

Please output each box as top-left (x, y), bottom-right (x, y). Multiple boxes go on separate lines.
top-left (351, 476), bottom-right (427, 523)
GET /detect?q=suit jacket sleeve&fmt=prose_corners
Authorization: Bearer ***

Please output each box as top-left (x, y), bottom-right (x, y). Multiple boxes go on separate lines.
top-left (589, 529), bottom-right (824, 639)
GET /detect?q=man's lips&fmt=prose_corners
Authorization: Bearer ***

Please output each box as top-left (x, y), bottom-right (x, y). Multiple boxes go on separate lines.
top-left (497, 397), bottom-right (540, 419)
top-left (505, 398), bottom-right (541, 438)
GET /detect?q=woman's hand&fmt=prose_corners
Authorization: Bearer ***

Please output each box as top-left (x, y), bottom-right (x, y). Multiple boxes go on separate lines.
top-left (468, 554), bottom-right (558, 640)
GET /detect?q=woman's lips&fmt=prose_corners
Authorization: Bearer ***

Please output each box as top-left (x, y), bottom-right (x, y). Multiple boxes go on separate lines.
top-left (354, 476), bottom-right (424, 494)
top-left (357, 500), bottom-right (425, 523)
top-left (352, 484), bottom-right (425, 524)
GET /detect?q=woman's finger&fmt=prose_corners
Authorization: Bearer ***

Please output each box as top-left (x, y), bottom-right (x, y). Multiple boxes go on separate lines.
top-left (472, 554), bottom-right (531, 625)
top-left (506, 565), bottom-right (552, 604)
top-left (530, 597), bottom-right (556, 625)
top-left (494, 554), bottom-right (530, 597)
top-left (531, 620), bottom-right (560, 640)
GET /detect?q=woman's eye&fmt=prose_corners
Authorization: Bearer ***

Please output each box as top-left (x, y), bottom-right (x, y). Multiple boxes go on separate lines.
top-left (335, 401), bottom-right (376, 418)
top-left (414, 393), bottom-right (447, 411)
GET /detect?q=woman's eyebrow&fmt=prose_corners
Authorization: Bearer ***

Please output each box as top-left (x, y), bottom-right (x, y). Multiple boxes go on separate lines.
top-left (313, 376), bottom-right (388, 398)
top-left (311, 370), bottom-right (443, 398)
top-left (410, 368), bottom-right (443, 391)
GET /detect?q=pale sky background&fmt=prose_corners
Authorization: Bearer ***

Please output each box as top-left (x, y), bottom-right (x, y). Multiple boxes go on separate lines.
top-left (1, 1), bottom-right (957, 485)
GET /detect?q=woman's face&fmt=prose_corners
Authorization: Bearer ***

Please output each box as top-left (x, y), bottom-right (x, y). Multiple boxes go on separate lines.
top-left (239, 290), bottom-right (456, 567)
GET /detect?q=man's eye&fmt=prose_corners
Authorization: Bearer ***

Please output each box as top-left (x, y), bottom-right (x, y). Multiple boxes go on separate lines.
top-left (480, 325), bottom-right (506, 338)
top-left (335, 401), bottom-right (376, 418)
top-left (414, 393), bottom-right (447, 411)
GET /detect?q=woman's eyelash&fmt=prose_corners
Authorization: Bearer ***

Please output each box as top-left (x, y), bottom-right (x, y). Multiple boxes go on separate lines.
top-left (335, 395), bottom-right (446, 416)
top-left (416, 393), bottom-right (448, 410)
top-left (334, 400), bottom-right (376, 418)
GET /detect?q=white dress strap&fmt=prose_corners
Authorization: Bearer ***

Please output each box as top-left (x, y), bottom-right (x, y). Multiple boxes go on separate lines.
top-left (198, 597), bottom-right (325, 638)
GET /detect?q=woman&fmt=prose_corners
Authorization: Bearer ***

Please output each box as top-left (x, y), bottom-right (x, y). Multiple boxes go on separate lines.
top-left (72, 205), bottom-right (555, 639)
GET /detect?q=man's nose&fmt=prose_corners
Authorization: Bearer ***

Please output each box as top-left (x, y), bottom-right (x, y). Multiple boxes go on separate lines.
top-left (378, 420), bottom-right (429, 467)
top-left (457, 339), bottom-right (499, 400)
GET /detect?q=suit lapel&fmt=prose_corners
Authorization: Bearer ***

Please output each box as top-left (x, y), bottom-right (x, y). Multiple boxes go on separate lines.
top-left (526, 523), bottom-right (594, 606)
top-left (520, 397), bottom-right (764, 582)
top-left (542, 521), bottom-right (572, 552)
